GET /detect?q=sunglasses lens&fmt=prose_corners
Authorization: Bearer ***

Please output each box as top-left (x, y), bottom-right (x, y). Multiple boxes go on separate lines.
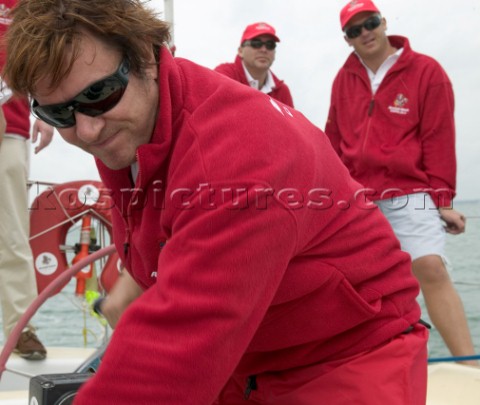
top-left (364, 16), bottom-right (381, 31)
top-left (249, 39), bottom-right (262, 49)
top-left (346, 26), bottom-right (362, 39)
top-left (32, 103), bottom-right (76, 128)
top-left (265, 41), bottom-right (276, 50)
top-left (76, 78), bottom-right (126, 116)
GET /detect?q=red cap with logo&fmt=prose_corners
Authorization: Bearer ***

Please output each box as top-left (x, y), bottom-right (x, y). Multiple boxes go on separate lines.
top-left (240, 22), bottom-right (280, 44)
top-left (340, 0), bottom-right (380, 29)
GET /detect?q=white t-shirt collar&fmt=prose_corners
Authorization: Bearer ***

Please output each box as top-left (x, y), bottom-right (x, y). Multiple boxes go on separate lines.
top-left (358, 47), bottom-right (404, 94)
top-left (242, 62), bottom-right (275, 94)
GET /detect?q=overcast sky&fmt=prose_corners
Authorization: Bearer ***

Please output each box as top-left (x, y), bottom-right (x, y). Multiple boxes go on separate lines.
top-left (29, 0), bottom-right (480, 201)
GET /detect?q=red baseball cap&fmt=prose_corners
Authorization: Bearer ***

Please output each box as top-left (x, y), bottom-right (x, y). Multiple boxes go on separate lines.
top-left (340, 0), bottom-right (380, 29)
top-left (240, 22), bottom-right (280, 44)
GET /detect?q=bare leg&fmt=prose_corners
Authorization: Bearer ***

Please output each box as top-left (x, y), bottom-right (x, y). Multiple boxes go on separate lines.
top-left (412, 255), bottom-right (478, 366)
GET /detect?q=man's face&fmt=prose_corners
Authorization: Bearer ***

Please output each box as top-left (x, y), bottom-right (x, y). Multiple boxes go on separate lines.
top-left (344, 12), bottom-right (388, 60)
top-left (33, 31), bottom-right (159, 170)
top-left (238, 34), bottom-right (277, 74)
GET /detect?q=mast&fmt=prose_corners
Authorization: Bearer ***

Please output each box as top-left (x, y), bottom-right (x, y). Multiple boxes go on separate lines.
top-left (164, 0), bottom-right (175, 52)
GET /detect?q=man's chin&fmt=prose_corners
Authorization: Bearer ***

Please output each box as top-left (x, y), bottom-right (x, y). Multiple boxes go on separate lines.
top-left (256, 61), bottom-right (272, 70)
top-left (98, 156), bottom-right (132, 171)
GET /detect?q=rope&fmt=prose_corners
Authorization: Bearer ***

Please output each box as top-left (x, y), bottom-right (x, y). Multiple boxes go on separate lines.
top-left (428, 354), bottom-right (480, 363)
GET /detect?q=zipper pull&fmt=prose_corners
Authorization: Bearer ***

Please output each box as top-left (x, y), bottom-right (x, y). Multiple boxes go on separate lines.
top-left (244, 375), bottom-right (257, 400)
top-left (368, 99), bottom-right (375, 116)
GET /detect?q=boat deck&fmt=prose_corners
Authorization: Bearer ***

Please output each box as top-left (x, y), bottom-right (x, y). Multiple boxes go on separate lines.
top-left (427, 363), bottom-right (480, 404)
top-left (0, 347), bottom-right (94, 393)
top-left (0, 352), bottom-right (479, 404)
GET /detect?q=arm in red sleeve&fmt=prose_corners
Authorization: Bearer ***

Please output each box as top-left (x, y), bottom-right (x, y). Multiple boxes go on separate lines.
top-left (74, 184), bottom-right (298, 405)
top-left (418, 65), bottom-right (457, 207)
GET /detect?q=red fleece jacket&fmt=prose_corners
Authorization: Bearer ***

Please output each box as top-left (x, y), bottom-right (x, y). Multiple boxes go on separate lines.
top-left (215, 55), bottom-right (294, 108)
top-left (75, 47), bottom-right (421, 404)
top-left (325, 36), bottom-right (457, 207)
top-left (0, 0), bottom-right (30, 139)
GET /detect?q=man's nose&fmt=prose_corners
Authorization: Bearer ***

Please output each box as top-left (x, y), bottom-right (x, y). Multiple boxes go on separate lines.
top-left (74, 112), bottom-right (106, 143)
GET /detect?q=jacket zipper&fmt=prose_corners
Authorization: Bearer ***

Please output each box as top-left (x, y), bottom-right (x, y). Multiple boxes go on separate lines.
top-left (123, 233), bottom-right (130, 260)
top-left (368, 98), bottom-right (375, 116)
top-left (122, 218), bottom-right (131, 267)
top-left (123, 151), bottom-right (142, 268)
top-left (361, 96), bottom-right (375, 159)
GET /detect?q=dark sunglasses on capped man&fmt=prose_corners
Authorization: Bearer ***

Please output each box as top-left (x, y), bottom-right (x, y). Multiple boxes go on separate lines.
top-left (242, 38), bottom-right (277, 50)
top-left (344, 15), bottom-right (382, 39)
top-left (31, 58), bottom-right (130, 129)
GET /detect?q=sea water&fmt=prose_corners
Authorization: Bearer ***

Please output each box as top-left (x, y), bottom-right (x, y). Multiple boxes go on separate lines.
top-left (1, 201), bottom-right (479, 360)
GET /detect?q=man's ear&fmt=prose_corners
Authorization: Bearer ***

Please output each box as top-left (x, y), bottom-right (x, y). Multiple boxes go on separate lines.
top-left (145, 49), bottom-right (159, 79)
top-left (344, 35), bottom-right (353, 47)
top-left (145, 67), bottom-right (158, 80)
top-left (237, 46), bottom-right (244, 59)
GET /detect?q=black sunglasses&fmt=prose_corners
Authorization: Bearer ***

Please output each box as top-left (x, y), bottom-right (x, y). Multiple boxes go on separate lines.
top-left (344, 15), bottom-right (382, 39)
top-left (31, 59), bottom-right (130, 128)
top-left (243, 38), bottom-right (277, 50)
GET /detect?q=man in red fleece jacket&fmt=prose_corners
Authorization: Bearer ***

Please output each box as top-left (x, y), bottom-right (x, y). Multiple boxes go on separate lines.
top-left (326, 0), bottom-right (476, 365)
top-left (5, 1), bottom-right (427, 403)
top-left (215, 22), bottom-right (294, 107)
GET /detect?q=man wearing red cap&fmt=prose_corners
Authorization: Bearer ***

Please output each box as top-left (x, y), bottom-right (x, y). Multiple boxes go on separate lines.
top-left (326, 0), bottom-right (477, 365)
top-left (215, 22), bottom-right (294, 107)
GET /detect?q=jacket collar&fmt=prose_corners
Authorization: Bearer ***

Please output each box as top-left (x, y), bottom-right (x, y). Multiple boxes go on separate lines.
top-left (344, 35), bottom-right (413, 75)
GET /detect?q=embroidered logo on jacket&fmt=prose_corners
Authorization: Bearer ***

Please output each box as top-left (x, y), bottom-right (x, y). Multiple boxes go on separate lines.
top-left (388, 94), bottom-right (410, 115)
top-left (270, 97), bottom-right (293, 117)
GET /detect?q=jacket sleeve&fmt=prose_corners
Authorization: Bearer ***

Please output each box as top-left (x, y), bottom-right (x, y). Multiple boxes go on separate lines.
top-left (74, 185), bottom-right (298, 404)
top-left (324, 78), bottom-right (343, 156)
top-left (418, 64), bottom-right (457, 207)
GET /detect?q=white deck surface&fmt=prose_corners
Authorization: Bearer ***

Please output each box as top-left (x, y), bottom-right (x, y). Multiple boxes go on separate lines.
top-left (0, 354), bottom-right (479, 404)
top-left (427, 363), bottom-right (480, 405)
top-left (0, 346), bottom-right (94, 403)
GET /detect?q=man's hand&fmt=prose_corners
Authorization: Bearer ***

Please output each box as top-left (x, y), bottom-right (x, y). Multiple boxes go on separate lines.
top-left (31, 119), bottom-right (54, 154)
top-left (99, 270), bottom-right (143, 328)
top-left (439, 207), bottom-right (466, 235)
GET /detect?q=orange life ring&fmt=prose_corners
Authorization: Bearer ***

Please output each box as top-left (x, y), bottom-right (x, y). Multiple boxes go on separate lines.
top-left (29, 180), bottom-right (121, 296)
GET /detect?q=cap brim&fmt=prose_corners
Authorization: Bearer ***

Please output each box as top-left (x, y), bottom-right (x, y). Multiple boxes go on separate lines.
top-left (243, 32), bottom-right (280, 43)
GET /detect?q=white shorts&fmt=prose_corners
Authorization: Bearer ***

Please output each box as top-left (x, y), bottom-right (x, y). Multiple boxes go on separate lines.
top-left (376, 193), bottom-right (448, 262)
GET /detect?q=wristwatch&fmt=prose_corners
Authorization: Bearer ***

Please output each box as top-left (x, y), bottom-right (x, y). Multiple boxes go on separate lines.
top-left (92, 297), bottom-right (106, 317)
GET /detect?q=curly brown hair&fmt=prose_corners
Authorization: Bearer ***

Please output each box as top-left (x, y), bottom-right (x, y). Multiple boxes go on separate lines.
top-left (2, 0), bottom-right (170, 96)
